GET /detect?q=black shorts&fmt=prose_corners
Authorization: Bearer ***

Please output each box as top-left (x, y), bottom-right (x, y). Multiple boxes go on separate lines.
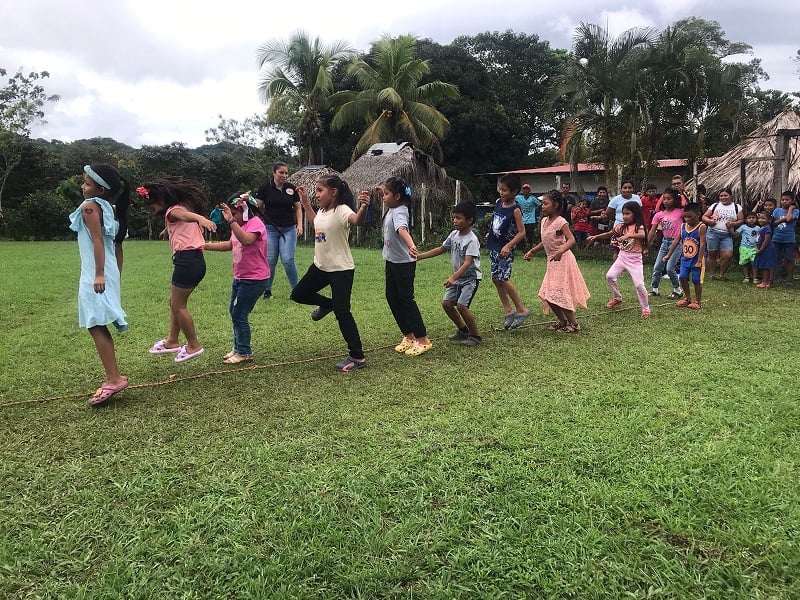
top-left (171, 249), bottom-right (206, 289)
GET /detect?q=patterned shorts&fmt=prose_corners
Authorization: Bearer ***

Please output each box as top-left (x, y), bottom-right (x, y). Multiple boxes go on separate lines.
top-left (490, 249), bottom-right (515, 281)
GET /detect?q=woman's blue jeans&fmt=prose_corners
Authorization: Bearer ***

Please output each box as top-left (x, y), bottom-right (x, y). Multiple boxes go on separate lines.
top-left (229, 278), bottom-right (269, 356)
top-left (266, 225), bottom-right (299, 293)
top-left (651, 237), bottom-right (680, 290)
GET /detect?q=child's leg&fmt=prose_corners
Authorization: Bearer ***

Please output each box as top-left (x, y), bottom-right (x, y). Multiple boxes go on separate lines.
top-left (651, 239), bottom-right (668, 291)
top-left (628, 254), bottom-right (650, 311)
top-left (765, 268), bottom-right (774, 285)
top-left (693, 282), bottom-right (702, 304)
top-left (680, 278), bottom-right (692, 302)
top-left (229, 279), bottom-right (267, 356)
top-left (169, 285), bottom-right (202, 352)
top-left (442, 300), bottom-right (466, 329)
top-left (549, 303), bottom-right (568, 324)
top-left (89, 325), bottom-right (125, 384)
top-left (605, 256), bottom-right (626, 300)
top-left (290, 264), bottom-right (330, 307)
top-left (497, 280), bottom-right (528, 314)
top-left (492, 279), bottom-right (514, 315)
top-left (385, 262), bottom-right (412, 339)
top-left (457, 305), bottom-right (480, 336)
top-left (329, 269), bottom-right (364, 360)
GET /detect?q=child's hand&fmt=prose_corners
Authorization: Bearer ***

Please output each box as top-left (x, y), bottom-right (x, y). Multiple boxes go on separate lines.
top-left (221, 205), bottom-right (233, 222)
top-left (444, 277), bottom-right (455, 288)
top-left (200, 217), bottom-right (217, 232)
top-left (523, 250), bottom-right (532, 261)
top-left (297, 185), bottom-right (307, 201)
top-left (408, 245), bottom-right (418, 259)
top-left (93, 275), bottom-right (106, 293)
top-left (358, 190), bottom-right (370, 207)
top-left (549, 251), bottom-right (563, 262)
top-left (586, 235), bottom-right (594, 244)
top-left (500, 244), bottom-right (511, 258)
top-left (662, 254), bottom-right (669, 262)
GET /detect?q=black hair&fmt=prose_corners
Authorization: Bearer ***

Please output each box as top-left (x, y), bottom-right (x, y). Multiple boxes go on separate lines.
top-left (764, 197), bottom-right (777, 204)
top-left (620, 179), bottom-right (634, 189)
top-left (746, 211), bottom-right (757, 218)
top-left (597, 186), bottom-right (608, 194)
top-left (139, 177), bottom-right (208, 215)
top-left (756, 210), bottom-right (774, 225)
top-left (499, 173), bottom-right (522, 194)
top-left (621, 200), bottom-right (648, 245)
top-left (543, 189), bottom-right (564, 211)
top-left (696, 184), bottom-right (706, 195)
top-left (452, 201), bottom-right (476, 223)
top-left (683, 202), bottom-right (702, 216)
top-left (781, 190), bottom-right (796, 202)
top-left (645, 183), bottom-right (657, 191)
top-left (87, 163), bottom-right (130, 245)
top-left (661, 187), bottom-right (680, 208)
top-left (719, 187), bottom-right (734, 197)
top-left (317, 174), bottom-right (355, 209)
top-left (383, 176), bottom-right (413, 209)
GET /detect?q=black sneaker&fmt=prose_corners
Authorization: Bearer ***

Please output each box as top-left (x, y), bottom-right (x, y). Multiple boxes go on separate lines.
top-left (262, 290), bottom-right (272, 300)
top-left (311, 305), bottom-right (333, 321)
top-left (666, 291), bottom-right (683, 300)
top-left (334, 355), bottom-right (367, 372)
top-left (448, 330), bottom-right (469, 342)
top-left (461, 335), bottom-right (482, 347)
top-left (648, 290), bottom-right (659, 297)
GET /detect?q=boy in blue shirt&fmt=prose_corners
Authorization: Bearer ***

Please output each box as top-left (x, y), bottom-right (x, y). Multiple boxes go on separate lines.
top-left (736, 212), bottom-right (759, 283)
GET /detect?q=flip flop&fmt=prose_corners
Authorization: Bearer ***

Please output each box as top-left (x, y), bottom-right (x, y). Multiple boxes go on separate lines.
top-left (222, 353), bottom-right (253, 364)
top-left (89, 376), bottom-right (128, 407)
top-left (174, 346), bottom-right (204, 363)
top-left (149, 339), bottom-right (180, 354)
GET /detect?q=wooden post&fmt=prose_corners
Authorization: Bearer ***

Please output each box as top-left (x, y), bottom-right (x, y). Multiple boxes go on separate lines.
top-left (421, 183), bottom-right (427, 245)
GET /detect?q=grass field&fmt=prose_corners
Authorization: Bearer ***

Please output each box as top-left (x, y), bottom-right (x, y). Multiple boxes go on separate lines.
top-left (1, 240), bottom-right (798, 598)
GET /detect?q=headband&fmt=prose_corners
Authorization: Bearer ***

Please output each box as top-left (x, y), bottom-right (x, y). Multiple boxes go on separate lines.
top-left (84, 165), bottom-right (111, 190)
top-left (228, 192), bottom-right (257, 223)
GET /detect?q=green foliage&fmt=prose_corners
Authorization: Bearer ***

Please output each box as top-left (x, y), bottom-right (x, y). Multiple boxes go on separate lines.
top-left (331, 35), bottom-right (459, 163)
top-left (4, 189), bottom-right (73, 239)
top-left (1, 242), bottom-right (799, 597)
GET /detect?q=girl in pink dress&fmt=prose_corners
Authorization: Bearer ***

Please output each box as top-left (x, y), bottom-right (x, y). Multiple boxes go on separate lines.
top-left (523, 190), bottom-right (590, 333)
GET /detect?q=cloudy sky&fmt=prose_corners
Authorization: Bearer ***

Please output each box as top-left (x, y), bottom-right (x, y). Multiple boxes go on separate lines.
top-left (3, 0), bottom-right (798, 149)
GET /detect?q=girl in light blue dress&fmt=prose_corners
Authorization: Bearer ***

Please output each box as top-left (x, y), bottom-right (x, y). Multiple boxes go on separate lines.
top-left (69, 164), bottom-right (130, 406)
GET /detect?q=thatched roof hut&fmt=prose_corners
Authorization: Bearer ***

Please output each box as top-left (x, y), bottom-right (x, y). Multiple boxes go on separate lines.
top-left (686, 110), bottom-right (800, 205)
top-left (288, 165), bottom-right (342, 204)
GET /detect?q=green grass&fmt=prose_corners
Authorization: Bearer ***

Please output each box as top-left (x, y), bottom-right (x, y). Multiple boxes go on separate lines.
top-left (1, 240), bottom-right (798, 598)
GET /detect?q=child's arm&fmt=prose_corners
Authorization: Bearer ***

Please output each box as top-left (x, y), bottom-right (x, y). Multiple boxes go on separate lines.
top-left (294, 198), bottom-right (304, 236)
top-left (296, 186), bottom-right (316, 226)
top-left (222, 204), bottom-right (260, 246)
top-left (397, 226), bottom-right (418, 258)
top-left (756, 229), bottom-right (771, 253)
top-left (586, 229), bottom-right (614, 244)
top-left (501, 207), bottom-right (526, 257)
top-left (204, 241), bottom-right (233, 252)
top-left (82, 202), bottom-right (107, 292)
top-left (523, 242), bottom-right (544, 260)
top-left (348, 191), bottom-right (370, 225)
top-left (698, 224), bottom-right (707, 264)
top-left (416, 246), bottom-right (445, 260)
top-left (447, 255), bottom-right (474, 287)
top-left (550, 222), bottom-right (576, 261)
top-left (168, 206), bottom-right (217, 232)
top-left (647, 222), bottom-right (659, 245)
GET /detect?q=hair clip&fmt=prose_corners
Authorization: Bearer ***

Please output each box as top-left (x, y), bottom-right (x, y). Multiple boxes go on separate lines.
top-left (405, 186), bottom-right (412, 196)
top-left (136, 186), bottom-right (149, 199)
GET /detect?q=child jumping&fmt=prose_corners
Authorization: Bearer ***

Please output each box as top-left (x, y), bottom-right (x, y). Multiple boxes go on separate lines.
top-left (71, 164), bottom-right (131, 406)
top-left (648, 188), bottom-right (684, 299)
top-left (417, 202), bottom-right (483, 347)
top-left (588, 201), bottom-right (651, 317)
top-left (380, 176), bottom-right (432, 356)
top-left (139, 177), bottom-right (216, 363)
top-left (291, 175), bottom-right (370, 372)
top-left (736, 212), bottom-right (760, 283)
top-left (486, 174), bottom-right (530, 329)
top-left (665, 202), bottom-right (707, 308)
top-left (524, 190), bottom-right (590, 333)
top-left (205, 192), bottom-right (269, 364)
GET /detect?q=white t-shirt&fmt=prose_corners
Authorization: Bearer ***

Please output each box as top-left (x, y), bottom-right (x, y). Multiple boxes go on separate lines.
top-left (313, 204), bottom-right (355, 271)
top-left (608, 194), bottom-right (642, 225)
top-left (709, 201), bottom-right (740, 233)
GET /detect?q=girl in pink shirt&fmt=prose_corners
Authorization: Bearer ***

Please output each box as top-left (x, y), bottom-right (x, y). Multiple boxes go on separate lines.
top-left (139, 178), bottom-right (216, 363)
top-left (205, 193), bottom-right (270, 364)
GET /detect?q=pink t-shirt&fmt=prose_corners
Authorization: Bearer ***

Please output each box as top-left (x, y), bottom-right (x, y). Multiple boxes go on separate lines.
top-left (652, 208), bottom-right (684, 240)
top-left (613, 223), bottom-right (646, 254)
top-left (231, 217), bottom-right (269, 280)
top-left (166, 205), bottom-right (205, 252)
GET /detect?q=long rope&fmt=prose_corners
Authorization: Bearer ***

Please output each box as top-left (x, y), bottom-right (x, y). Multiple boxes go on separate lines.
top-left (1, 301), bottom-right (673, 409)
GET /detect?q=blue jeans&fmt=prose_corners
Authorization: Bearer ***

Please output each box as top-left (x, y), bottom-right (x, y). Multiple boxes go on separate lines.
top-left (651, 238), bottom-right (680, 290)
top-left (266, 225), bottom-right (299, 292)
top-left (229, 278), bottom-right (269, 356)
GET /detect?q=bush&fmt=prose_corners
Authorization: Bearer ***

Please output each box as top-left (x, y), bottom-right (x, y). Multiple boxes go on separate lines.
top-left (4, 191), bottom-right (74, 240)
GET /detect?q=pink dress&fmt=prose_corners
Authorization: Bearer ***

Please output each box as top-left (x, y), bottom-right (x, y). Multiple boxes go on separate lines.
top-left (538, 216), bottom-right (591, 313)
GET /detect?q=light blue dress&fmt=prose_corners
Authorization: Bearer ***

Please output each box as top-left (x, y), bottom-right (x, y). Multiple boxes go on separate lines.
top-left (69, 198), bottom-right (128, 331)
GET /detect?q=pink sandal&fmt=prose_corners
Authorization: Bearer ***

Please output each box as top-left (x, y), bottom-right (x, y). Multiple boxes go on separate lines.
top-left (149, 339), bottom-right (180, 354)
top-left (89, 376), bottom-right (128, 407)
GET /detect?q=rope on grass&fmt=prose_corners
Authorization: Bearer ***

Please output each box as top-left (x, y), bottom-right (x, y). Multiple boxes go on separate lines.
top-left (2, 301), bottom-right (676, 409)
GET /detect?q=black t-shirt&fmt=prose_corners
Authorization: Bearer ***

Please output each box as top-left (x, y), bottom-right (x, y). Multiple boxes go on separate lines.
top-left (254, 181), bottom-right (299, 228)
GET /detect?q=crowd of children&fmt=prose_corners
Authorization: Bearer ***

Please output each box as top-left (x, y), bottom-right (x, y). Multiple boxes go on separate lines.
top-left (70, 163), bottom-right (799, 407)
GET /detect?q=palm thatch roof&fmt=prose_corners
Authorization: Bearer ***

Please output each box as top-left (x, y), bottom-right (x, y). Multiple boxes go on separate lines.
top-left (686, 110), bottom-right (800, 205)
top-left (342, 143), bottom-right (473, 208)
top-left (288, 165), bottom-right (342, 204)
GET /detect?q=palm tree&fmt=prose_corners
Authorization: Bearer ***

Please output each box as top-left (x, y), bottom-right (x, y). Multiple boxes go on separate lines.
top-left (257, 31), bottom-right (354, 165)
top-left (331, 35), bottom-right (459, 163)
top-left (553, 23), bottom-right (656, 190)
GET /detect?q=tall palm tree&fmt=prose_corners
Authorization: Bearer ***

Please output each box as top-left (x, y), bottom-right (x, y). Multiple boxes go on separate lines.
top-left (331, 35), bottom-right (459, 163)
top-left (257, 31), bottom-right (354, 165)
top-left (553, 23), bottom-right (656, 190)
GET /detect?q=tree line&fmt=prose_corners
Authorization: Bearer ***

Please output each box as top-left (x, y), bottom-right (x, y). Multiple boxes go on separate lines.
top-left (1, 18), bottom-right (798, 240)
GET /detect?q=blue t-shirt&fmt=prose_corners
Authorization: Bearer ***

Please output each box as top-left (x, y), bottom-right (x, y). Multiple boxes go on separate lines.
top-left (515, 193), bottom-right (541, 225)
top-left (771, 207), bottom-right (798, 243)
top-left (608, 194), bottom-right (642, 226)
top-left (736, 224), bottom-right (759, 248)
top-left (486, 199), bottom-right (521, 251)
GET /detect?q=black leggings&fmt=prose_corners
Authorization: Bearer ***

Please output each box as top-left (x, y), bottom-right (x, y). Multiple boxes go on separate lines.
top-left (291, 264), bottom-right (364, 359)
top-left (385, 261), bottom-right (426, 338)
